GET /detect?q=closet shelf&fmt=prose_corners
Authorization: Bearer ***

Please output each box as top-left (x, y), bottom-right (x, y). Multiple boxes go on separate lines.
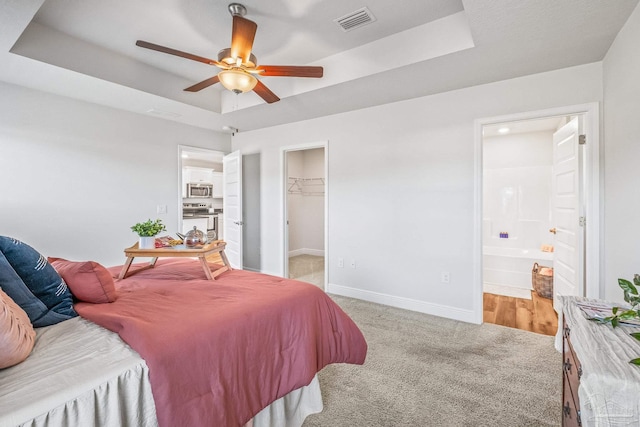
top-left (288, 177), bottom-right (325, 196)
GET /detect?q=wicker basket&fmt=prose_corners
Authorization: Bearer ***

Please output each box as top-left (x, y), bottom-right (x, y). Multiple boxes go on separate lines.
top-left (532, 262), bottom-right (553, 299)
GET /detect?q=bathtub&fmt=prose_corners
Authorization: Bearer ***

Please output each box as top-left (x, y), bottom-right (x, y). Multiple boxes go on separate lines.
top-left (483, 246), bottom-right (554, 291)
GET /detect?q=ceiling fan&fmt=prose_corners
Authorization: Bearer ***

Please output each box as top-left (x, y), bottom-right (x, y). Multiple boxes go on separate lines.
top-left (136, 3), bottom-right (323, 104)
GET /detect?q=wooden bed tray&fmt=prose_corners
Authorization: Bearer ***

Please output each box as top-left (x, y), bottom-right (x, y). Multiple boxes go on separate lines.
top-left (118, 240), bottom-right (232, 280)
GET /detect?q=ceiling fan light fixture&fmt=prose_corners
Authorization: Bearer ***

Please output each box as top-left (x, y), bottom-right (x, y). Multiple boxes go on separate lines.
top-left (218, 48), bottom-right (257, 68)
top-left (136, 2), bottom-right (322, 104)
top-left (218, 68), bottom-right (258, 93)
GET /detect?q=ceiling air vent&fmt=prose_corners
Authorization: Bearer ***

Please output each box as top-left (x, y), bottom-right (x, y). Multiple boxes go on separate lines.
top-left (334, 7), bottom-right (377, 32)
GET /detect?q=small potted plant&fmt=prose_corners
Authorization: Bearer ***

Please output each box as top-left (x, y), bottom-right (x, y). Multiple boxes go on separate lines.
top-left (131, 219), bottom-right (166, 249)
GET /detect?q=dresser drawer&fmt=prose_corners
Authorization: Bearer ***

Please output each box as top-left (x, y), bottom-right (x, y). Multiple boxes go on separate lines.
top-left (563, 325), bottom-right (582, 377)
top-left (563, 335), bottom-right (582, 401)
top-left (562, 382), bottom-right (582, 427)
top-left (562, 320), bottom-right (582, 427)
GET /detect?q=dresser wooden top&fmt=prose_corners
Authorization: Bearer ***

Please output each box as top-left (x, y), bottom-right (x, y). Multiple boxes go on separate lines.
top-left (562, 296), bottom-right (640, 426)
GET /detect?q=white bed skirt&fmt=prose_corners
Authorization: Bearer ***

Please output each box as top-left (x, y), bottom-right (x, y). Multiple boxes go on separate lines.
top-left (0, 318), bottom-right (157, 427)
top-left (253, 375), bottom-right (323, 427)
top-left (0, 317), bottom-right (322, 427)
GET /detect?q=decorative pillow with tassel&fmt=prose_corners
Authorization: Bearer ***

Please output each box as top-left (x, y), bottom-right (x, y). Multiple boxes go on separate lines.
top-left (0, 236), bottom-right (76, 327)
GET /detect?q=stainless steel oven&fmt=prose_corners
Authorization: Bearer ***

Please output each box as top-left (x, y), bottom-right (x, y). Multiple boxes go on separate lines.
top-left (187, 183), bottom-right (213, 198)
top-left (206, 215), bottom-right (218, 240)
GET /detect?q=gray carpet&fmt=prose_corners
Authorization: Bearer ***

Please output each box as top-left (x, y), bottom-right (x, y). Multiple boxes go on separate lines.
top-left (289, 255), bottom-right (324, 289)
top-left (303, 295), bottom-right (561, 427)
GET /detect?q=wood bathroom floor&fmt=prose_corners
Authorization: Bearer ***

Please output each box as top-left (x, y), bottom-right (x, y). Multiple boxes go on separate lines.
top-left (483, 291), bottom-right (558, 336)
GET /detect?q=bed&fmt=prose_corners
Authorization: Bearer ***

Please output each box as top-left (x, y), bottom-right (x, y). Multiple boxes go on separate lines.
top-left (0, 248), bottom-right (368, 427)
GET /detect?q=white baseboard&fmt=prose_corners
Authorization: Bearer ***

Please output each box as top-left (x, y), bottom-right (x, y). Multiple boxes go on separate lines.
top-left (288, 248), bottom-right (325, 257)
top-left (327, 283), bottom-right (478, 324)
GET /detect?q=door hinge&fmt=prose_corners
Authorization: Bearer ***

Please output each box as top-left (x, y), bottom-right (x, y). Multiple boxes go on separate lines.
top-left (579, 216), bottom-right (586, 227)
top-left (579, 134), bottom-right (586, 145)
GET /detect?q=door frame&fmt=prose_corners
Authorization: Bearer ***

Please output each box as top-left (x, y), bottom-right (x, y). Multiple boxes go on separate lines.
top-left (281, 141), bottom-right (329, 290)
top-left (472, 103), bottom-right (601, 324)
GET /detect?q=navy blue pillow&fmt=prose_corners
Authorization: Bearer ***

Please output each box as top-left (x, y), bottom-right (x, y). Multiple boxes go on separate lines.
top-left (0, 236), bottom-right (77, 327)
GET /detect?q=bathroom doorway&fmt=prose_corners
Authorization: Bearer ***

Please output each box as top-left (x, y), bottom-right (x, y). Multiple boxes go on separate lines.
top-left (473, 103), bottom-right (601, 334)
top-left (481, 116), bottom-right (569, 335)
top-left (283, 143), bottom-right (328, 290)
top-left (482, 117), bottom-right (564, 300)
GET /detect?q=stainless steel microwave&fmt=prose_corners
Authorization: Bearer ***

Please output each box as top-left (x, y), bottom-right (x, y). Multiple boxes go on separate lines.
top-left (187, 183), bottom-right (213, 198)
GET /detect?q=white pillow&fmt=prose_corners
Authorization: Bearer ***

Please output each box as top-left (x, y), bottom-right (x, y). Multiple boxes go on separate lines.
top-left (0, 288), bottom-right (36, 369)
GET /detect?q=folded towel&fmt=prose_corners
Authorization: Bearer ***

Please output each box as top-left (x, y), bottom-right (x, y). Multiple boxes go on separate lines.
top-left (539, 267), bottom-right (553, 276)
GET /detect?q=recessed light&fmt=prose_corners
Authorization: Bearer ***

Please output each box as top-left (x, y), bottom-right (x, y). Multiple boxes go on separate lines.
top-left (181, 154), bottom-right (189, 158)
top-left (498, 127), bottom-right (510, 134)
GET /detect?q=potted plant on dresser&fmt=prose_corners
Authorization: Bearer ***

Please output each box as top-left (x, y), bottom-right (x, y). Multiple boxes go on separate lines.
top-left (591, 274), bottom-right (640, 364)
top-left (131, 219), bottom-right (166, 249)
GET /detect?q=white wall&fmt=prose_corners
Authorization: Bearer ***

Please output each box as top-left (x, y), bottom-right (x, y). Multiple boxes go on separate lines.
top-left (233, 63), bottom-right (602, 322)
top-left (242, 153), bottom-right (261, 271)
top-left (0, 81), bottom-right (230, 267)
top-left (301, 148), bottom-right (325, 253)
top-left (603, 3), bottom-right (640, 302)
top-left (287, 150), bottom-right (305, 253)
top-left (483, 131), bottom-right (553, 250)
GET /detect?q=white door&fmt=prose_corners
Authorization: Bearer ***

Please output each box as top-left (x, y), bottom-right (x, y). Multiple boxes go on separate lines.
top-left (551, 117), bottom-right (583, 302)
top-left (223, 151), bottom-right (243, 269)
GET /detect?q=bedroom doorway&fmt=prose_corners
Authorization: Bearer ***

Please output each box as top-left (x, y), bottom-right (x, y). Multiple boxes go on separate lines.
top-left (473, 103), bottom-right (601, 336)
top-left (283, 142), bottom-right (328, 290)
top-left (178, 145), bottom-right (225, 237)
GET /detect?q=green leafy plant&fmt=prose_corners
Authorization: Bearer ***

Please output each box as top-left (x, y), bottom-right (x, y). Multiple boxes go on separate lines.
top-left (130, 219), bottom-right (166, 237)
top-left (592, 274), bottom-right (640, 365)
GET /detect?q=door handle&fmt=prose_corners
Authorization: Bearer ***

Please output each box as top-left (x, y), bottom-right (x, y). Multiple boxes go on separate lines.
top-left (549, 227), bottom-right (557, 234)
top-left (234, 221), bottom-right (244, 226)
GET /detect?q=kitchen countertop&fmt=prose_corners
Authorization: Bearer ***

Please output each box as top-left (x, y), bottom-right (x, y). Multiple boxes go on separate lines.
top-left (183, 212), bottom-right (223, 219)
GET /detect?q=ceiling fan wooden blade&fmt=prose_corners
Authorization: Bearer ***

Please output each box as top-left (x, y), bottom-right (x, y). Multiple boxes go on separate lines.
top-left (253, 80), bottom-right (280, 103)
top-left (230, 16), bottom-right (257, 65)
top-left (136, 40), bottom-right (221, 67)
top-left (256, 65), bottom-right (324, 78)
top-left (184, 76), bottom-right (220, 92)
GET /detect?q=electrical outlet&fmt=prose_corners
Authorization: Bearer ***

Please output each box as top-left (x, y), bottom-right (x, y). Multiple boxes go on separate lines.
top-left (441, 271), bottom-right (450, 284)
top-left (350, 259), bottom-right (356, 269)
top-left (338, 258), bottom-right (344, 268)
top-left (156, 204), bottom-right (167, 214)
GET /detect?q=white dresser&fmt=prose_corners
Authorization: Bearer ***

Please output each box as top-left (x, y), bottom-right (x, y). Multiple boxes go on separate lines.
top-left (561, 296), bottom-right (640, 426)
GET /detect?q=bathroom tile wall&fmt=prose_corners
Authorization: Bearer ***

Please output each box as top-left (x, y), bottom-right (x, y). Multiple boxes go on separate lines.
top-left (483, 130), bottom-right (555, 249)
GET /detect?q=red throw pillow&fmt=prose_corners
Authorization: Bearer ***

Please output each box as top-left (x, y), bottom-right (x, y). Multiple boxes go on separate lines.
top-left (48, 258), bottom-right (117, 304)
top-left (0, 288), bottom-right (36, 369)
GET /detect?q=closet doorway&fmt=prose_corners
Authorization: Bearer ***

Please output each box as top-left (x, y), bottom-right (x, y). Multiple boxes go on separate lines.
top-left (283, 143), bottom-right (328, 290)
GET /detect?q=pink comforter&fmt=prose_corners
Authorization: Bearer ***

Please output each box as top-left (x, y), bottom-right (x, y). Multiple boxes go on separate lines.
top-left (75, 259), bottom-right (367, 427)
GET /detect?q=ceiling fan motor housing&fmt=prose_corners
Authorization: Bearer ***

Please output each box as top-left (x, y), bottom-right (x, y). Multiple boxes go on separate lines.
top-left (228, 3), bottom-right (247, 17)
top-left (218, 47), bottom-right (257, 68)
